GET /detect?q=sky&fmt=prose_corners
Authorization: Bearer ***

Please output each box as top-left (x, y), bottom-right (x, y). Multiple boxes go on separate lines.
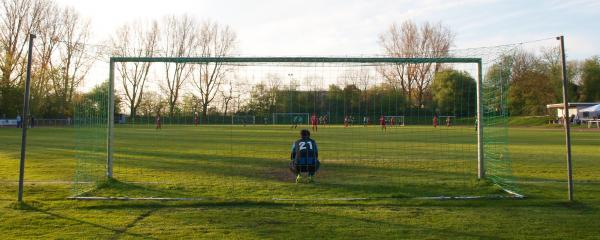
top-left (54, 0), bottom-right (600, 88)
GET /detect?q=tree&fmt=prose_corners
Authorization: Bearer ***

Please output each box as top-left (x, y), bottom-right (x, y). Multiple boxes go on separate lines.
top-left (137, 91), bottom-right (164, 117)
top-left (76, 81), bottom-right (121, 117)
top-left (52, 7), bottom-right (94, 117)
top-left (339, 68), bottom-right (373, 114)
top-left (181, 93), bottom-right (200, 113)
top-left (30, 1), bottom-right (62, 117)
top-left (580, 56), bottom-right (600, 102)
top-left (160, 14), bottom-right (197, 116)
top-left (112, 20), bottom-right (159, 121)
top-left (431, 69), bottom-right (476, 116)
top-left (192, 20), bottom-right (236, 123)
top-left (220, 73), bottom-right (250, 118)
top-left (0, 0), bottom-right (44, 116)
top-left (508, 51), bottom-right (557, 115)
top-left (378, 20), bottom-right (454, 107)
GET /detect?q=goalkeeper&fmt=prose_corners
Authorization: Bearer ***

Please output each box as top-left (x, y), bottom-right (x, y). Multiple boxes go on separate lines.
top-left (289, 129), bottom-right (320, 183)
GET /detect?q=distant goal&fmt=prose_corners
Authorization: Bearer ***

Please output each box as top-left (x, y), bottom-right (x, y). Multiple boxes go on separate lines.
top-left (231, 115), bottom-right (255, 125)
top-left (272, 113), bottom-right (309, 125)
top-left (384, 115), bottom-right (405, 126)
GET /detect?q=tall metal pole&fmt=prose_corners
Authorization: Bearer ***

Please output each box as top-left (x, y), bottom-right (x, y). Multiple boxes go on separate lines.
top-left (477, 60), bottom-right (484, 179)
top-left (558, 36), bottom-right (574, 201)
top-left (107, 59), bottom-right (115, 178)
top-left (18, 34), bottom-right (35, 202)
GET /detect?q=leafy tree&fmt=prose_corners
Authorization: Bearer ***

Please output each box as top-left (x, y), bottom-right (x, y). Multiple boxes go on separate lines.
top-left (431, 70), bottom-right (476, 116)
top-left (580, 56), bottom-right (600, 102)
top-left (74, 81), bottom-right (122, 119)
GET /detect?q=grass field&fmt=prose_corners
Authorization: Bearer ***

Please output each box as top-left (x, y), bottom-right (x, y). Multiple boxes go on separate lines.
top-left (1, 125), bottom-right (599, 239)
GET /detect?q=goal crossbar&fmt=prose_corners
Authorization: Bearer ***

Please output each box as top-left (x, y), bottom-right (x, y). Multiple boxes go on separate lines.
top-left (110, 56), bottom-right (482, 64)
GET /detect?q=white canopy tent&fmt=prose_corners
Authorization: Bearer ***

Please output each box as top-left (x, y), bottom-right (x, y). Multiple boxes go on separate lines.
top-left (581, 104), bottom-right (600, 119)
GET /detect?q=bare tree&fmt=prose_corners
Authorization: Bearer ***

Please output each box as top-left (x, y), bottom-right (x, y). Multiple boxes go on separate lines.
top-left (112, 20), bottom-right (159, 120)
top-left (52, 7), bottom-right (94, 116)
top-left (30, 1), bottom-right (61, 115)
top-left (378, 20), bottom-right (454, 107)
top-left (0, 0), bottom-right (44, 86)
top-left (160, 14), bottom-right (197, 116)
top-left (192, 20), bottom-right (236, 123)
top-left (220, 77), bottom-right (236, 117)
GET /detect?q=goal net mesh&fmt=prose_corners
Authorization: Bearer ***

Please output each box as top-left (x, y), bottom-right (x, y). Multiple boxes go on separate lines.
top-left (70, 40), bottom-right (561, 199)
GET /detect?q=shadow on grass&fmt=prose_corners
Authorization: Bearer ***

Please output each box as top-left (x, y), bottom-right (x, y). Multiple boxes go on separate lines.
top-left (11, 202), bottom-right (158, 239)
top-left (104, 151), bottom-right (501, 197)
top-left (276, 205), bottom-right (507, 240)
top-left (87, 178), bottom-right (194, 198)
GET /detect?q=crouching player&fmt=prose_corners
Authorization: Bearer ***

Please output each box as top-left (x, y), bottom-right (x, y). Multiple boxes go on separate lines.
top-left (289, 129), bottom-right (320, 183)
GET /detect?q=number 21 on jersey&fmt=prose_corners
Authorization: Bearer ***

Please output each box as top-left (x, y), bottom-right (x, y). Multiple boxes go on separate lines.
top-left (299, 141), bottom-right (313, 150)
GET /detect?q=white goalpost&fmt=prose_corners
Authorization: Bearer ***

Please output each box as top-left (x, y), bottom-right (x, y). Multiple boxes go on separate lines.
top-left (383, 115), bottom-right (405, 126)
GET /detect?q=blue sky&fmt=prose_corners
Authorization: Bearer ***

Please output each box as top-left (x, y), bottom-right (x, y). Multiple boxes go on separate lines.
top-left (55, 0), bottom-right (600, 87)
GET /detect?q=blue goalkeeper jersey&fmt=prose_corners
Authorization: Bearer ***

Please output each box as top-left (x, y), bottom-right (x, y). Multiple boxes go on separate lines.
top-left (290, 137), bottom-right (318, 165)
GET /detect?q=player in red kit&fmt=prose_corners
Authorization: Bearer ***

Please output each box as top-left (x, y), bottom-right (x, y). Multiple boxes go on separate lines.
top-left (379, 115), bottom-right (386, 132)
top-left (433, 114), bottom-right (438, 128)
top-left (194, 111), bottom-right (199, 126)
top-left (311, 113), bottom-right (318, 132)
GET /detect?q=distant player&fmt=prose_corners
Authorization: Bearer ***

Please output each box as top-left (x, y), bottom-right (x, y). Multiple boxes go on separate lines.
top-left (291, 116), bottom-right (301, 129)
top-left (344, 115), bottom-right (349, 128)
top-left (446, 116), bottom-right (451, 127)
top-left (433, 114), bottom-right (438, 128)
top-left (194, 111), bottom-right (199, 126)
top-left (289, 129), bottom-right (320, 183)
top-left (155, 113), bottom-right (162, 130)
top-left (363, 116), bottom-right (368, 127)
top-left (379, 115), bottom-right (386, 131)
top-left (390, 117), bottom-right (395, 127)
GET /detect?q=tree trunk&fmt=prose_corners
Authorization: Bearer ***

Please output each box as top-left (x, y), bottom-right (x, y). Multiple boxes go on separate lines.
top-left (130, 104), bottom-right (136, 123)
top-left (201, 104), bottom-right (208, 124)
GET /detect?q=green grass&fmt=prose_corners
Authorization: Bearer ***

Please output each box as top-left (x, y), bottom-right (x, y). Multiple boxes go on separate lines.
top-left (1, 125), bottom-right (599, 239)
top-left (509, 116), bottom-right (555, 127)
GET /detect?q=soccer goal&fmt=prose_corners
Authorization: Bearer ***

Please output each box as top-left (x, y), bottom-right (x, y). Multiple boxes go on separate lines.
top-left (71, 56), bottom-right (519, 200)
top-left (384, 116), bottom-right (405, 126)
top-left (231, 115), bottom-right (255, 125)
top-left (272, 113), bottom-right (310, 125)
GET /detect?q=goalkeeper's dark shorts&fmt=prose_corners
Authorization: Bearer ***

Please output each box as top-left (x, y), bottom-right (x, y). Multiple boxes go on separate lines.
top-left (289, 159), bottom-right (320, 175)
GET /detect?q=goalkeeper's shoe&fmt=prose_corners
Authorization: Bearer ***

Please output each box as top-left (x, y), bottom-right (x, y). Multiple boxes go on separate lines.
top-left (308, 175), bottom-right (315, 183)
top-left (295, 174), bottom-right (302, 183)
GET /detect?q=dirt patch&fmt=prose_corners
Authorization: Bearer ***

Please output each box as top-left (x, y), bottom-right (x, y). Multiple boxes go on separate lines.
top-left (261, 166), bottom-right (294, 182)
top-left (263, 165), bottom-right (331, 182)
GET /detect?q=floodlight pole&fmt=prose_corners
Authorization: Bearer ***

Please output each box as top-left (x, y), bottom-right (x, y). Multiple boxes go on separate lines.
top-left (558, 36), bottom-right (574, 201)
top-left (477, 60), bottom-right (484, 179)
top-left (18, 34), bottom-right (35, 202)
top-left (107, 59), bottom-right (115, 179)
